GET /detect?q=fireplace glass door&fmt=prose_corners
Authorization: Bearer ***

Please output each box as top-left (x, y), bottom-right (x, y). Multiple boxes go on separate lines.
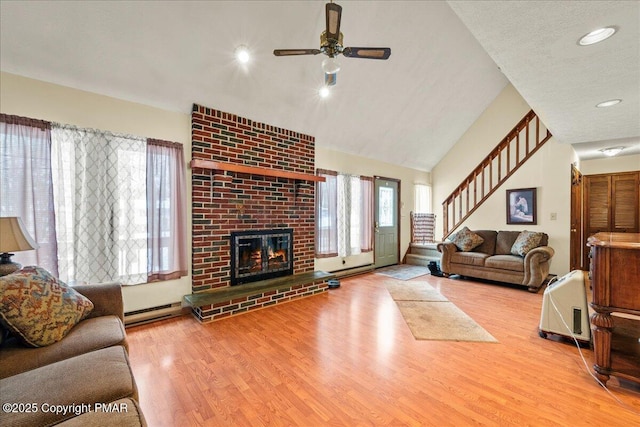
top-left (231, 229), bottom-right (293, 285)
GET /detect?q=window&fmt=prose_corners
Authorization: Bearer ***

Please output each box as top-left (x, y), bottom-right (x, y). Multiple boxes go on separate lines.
top-left (0, 115), bottom-right (59, 275)
top-left (0, 114), bottom-right (187, 285)
top-left (316, 169), bottom-right (373, 257)
top-left (414, 183), bottom-right (431, 213)
top-left (316, 170), bottom-right (338, 257)
top-left (411, 184), bottom-right (435, 243)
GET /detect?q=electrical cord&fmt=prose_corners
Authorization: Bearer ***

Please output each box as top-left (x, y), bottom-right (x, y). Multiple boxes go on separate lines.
top-left (546, 276), bottom-right (640, 415)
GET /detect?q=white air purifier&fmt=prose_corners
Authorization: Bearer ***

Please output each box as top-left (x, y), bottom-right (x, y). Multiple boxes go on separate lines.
top-left (539, 270), bottom-right (591, 343)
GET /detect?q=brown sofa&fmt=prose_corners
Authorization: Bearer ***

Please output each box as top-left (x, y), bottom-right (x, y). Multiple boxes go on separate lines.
top-left (437, 230), bottom-right (555, 292)
top-left (0, 282), bottom-right (147, 426)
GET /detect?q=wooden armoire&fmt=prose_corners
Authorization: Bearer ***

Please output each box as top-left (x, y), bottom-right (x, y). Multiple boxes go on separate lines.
top-left (583, 171), bottom-right (640, 268)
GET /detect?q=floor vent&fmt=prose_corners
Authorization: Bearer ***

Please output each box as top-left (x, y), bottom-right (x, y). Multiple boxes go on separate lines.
top-left (124, 302), bottom-right (184, 327)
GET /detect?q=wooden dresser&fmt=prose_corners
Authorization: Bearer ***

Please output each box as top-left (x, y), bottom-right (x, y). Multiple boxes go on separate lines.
top-left (587, 232), bottom-right (640, 385)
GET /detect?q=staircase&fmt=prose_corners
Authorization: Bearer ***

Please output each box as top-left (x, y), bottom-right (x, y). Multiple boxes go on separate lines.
top-left (442, 110), bottom-right (552, 239)
top-left (406, 109), bottom-right (551, 268)
top-left (406, 212), bottom-right (441, 266)
top-left (405, 242), bottom-right (441, 267)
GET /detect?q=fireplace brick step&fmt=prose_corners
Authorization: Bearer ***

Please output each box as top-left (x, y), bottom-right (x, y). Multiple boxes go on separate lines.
top-left (184, 271), bottom-right (335, 308)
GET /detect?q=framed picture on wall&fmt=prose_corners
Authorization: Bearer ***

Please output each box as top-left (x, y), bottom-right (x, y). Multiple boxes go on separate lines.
top-left (506, 187), bottom-right (537, 225)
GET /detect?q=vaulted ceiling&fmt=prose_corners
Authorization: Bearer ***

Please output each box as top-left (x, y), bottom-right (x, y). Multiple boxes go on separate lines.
top-left (1, 1), bottom-right (638, 170)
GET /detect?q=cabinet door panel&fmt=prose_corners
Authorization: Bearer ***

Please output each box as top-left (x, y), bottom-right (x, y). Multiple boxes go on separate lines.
top-left (585, 176), bottom-right (611, 234)
top-left (612, 173), bottom-right (639, 232)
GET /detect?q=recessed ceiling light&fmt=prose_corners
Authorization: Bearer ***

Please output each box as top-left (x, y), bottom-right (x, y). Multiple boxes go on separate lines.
top-left (319, 87), bottom-right (330, 98)
top-left (596, 99), bottom-right (622, 108)
top-left (578, 27), bottom-right (616, 46)
top-left (235, 45), bottom-right (250, 64)
top-left (599, 146), bottom-right (625, 157)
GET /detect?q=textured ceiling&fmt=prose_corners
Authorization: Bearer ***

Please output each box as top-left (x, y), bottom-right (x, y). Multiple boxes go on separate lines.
top-left (1, 1), bottom-right (638, 169)
top-left (450, 0), bottom-right (640, 161)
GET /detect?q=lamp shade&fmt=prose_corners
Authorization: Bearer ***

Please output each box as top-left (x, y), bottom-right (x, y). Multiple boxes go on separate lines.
top-left (0, 217), bottom-right (38, 253)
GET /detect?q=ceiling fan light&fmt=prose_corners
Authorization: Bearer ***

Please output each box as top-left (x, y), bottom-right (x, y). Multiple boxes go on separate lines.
top-left (322, 57), bottom-right (341, 74)
top-left (599, 146), bottom-right (625, 157)
top-left (319, 86), bottom-right (330, 98)
top-left (578, 27), bottom-right (616, 46)
top-left (234, 45), bottom-right (250, 63)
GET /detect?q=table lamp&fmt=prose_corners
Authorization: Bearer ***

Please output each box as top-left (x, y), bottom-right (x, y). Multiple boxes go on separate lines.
top-left (0, 216), bottom-right (38, 276)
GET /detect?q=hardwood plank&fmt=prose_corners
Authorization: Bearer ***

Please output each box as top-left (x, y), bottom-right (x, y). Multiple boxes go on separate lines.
top-left (127, 273), bottom-right (640, 426)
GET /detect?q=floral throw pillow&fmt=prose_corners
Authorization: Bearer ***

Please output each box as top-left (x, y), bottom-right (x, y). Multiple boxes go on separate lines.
top-left (450, 226), bottom-right (485, 251)
top-left (511, 231), bottom-right (544, 256)
top-left (0, 266), bottom-right (94, 347)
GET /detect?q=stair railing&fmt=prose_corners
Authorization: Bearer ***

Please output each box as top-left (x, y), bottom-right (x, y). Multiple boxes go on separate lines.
top-left (442, 110), bottom-right (552, 239)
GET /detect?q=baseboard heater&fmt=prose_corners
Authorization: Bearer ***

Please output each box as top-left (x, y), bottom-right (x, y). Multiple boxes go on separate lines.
top-left (329, 263), bottom-right (375, 279)
top-left (124, 302), bottom-right (185, 327)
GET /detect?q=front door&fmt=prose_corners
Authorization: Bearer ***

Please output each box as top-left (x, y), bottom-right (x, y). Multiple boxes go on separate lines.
top-left (374, 177), bottom-right (399, 268)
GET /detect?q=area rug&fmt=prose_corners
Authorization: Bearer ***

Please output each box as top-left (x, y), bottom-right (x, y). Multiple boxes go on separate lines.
top-left (385, 280), bottom-right (447, 302)
top-left (385, 281), bottom-right (498, 343)
top-left (375, 264), bottom-right (430, 281)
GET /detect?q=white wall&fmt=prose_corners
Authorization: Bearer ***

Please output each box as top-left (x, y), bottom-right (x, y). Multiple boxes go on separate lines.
top-left (0, 72), bottom-right (192, 312)
top-left (432, 84), bottom-right (579, 276)
top-left (314, 147), bottom-right (430, 272)
top-left (579, 154), bottom-right (640, 175)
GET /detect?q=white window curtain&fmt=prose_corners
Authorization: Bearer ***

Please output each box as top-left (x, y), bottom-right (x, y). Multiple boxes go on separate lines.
top-left (360, 176), bottom-right (373, 252)
top-left (338, 174), bottom-right (362, 256)
top-left (316, 169), bottom-right (374, 258)
top-left (315, 169), bottom-right (338, 257)
top-left (147, 139), bottom-right (188, 281)
top-left (51, 124), bottom-right (148, 284)
top-left (0, 115), bottom-right (59, 275)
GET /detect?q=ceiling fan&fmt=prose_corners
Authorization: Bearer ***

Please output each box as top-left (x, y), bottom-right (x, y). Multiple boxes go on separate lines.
top-left (273, 1), bottom-right (391, 86)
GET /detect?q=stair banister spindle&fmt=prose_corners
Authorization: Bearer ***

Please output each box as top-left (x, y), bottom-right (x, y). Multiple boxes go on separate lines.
top-left (465, 183), bottom-right (470, 215)
top-left (481, 165), bottom-right (486, 199)
top-left (507, 138), bottom-right (511, 174)
top-left (525, 117), bottom-right (530, 155)
top-left (515, 131), bottom-right (519, 166)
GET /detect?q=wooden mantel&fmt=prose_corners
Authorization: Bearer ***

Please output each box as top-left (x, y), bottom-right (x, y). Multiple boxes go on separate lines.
top-left (190, 159), bottom-right (325, 182)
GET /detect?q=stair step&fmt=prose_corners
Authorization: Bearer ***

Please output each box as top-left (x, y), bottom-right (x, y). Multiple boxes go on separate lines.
top-left (408, 242), bottom-right (441, 258)
top-left (406, 253), bottom-right (441, 267)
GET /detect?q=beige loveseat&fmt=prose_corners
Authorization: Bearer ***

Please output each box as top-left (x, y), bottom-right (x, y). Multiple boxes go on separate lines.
top-left (437, 229), bottom-right (555, 292)
top-left (0, 275), bottom-right (147, 426)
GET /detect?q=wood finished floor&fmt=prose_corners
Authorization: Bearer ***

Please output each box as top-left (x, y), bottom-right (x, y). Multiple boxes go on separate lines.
top-left (127, 273), bottom-right (640, 426)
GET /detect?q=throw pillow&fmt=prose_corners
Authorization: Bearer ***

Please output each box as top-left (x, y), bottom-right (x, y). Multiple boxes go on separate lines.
top-left (0, 266), bottom-right (94, 347)
top-left (450, 226), bottom-right (485, 251)
top-left (511, 231), bottom-right (544, 256)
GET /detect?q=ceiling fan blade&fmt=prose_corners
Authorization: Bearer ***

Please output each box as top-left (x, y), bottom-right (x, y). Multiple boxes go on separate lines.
top-left (325, 2), bottom-right (342, 42)
top-left (325, 72), bottom-right (337, 86)
top-left (273, 49), bottom-right (322, 56)
top-left (343, 47), bottom-right (391, 60)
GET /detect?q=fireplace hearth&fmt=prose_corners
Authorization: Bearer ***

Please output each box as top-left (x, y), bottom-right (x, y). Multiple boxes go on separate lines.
top-left (230, 229), bottom-right (294, 285)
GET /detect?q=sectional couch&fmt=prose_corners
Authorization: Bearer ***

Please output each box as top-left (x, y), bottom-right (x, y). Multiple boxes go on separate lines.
top-left (0, 268), bottom-right (146, 426)
top-left (437, 228), bottom-right (555, 292)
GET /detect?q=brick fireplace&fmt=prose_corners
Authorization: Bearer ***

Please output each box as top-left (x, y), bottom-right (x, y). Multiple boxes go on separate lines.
top-left (189, 104), bottom-right (329, 322)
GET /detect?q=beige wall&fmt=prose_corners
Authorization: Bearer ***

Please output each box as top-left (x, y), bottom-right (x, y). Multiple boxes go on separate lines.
top-left (1, 72), bottom-right (192, 312)
top-left (314, 147), bottom-right (430, 272)
top-left (579, 154), bottom-right (640, 175)
top-left (5, 71), bottom-right (633, 305)
top-left (1, 71), bottom-right (431, 309)
top-left (432, 84), bottom-right (579, 276)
